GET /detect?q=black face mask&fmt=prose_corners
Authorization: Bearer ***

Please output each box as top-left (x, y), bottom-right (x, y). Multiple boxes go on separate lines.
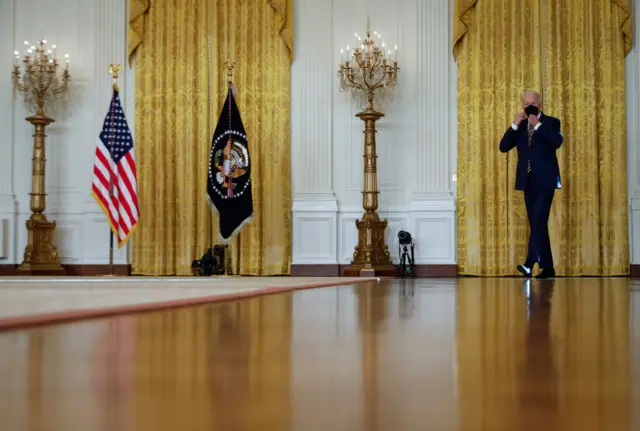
top-left (524, 105), bottom-right (539, 117)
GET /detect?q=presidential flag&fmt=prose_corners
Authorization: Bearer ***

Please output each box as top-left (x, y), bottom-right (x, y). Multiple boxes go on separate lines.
top-left (91, 88), bottom-right (139, 247)
top-left (206, 86), bottom-right (253, 242)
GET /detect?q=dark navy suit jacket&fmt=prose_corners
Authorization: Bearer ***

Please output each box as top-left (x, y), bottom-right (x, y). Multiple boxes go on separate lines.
top-left (499, 113), bottom-right (563, 191)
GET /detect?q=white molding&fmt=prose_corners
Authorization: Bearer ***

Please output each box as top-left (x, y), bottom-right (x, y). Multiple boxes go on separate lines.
top-left (411, 214), bottom-right (456, 263)
top-left (0, 218), bottom-right (10, 260)
top-left (409, 196), bottom-right (456, 212)
top-left (292, 198), bottom-right (339, 213)
top-left (291, 0), bottom-right (335, 197)
top-left (292, 213), bottom-right (338, 264)
top-left (414, 0), bottom-right (452, 195)
top-left (627, 0), bottom-right (640, 263)
top-left (0, 0), bottom-right (16, 263)
top-left (0, 194), bottom-right (16, 213)
top-left (290, 0), bottom-right (340, 265)
top-left (0, 0), bottom-right (16, 212)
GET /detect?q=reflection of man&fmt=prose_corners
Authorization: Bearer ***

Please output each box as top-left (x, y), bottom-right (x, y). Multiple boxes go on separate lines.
top-left (519, 279), bottom-right (558, 426)
top-left (499, 91), bottom-right (563, 279)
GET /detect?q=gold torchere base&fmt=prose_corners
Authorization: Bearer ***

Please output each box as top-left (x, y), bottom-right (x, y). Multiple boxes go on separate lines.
top-left (18, 214), bottom-right (65, 274)
top-left (344, 211), bottom-right (396, 277)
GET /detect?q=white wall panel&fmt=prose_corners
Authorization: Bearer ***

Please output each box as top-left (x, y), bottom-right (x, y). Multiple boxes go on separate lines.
top-left (627, 0), bottom-right (640, 264)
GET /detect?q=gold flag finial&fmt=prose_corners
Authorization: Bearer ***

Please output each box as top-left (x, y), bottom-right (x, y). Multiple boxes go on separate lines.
top-left (109, 63), bottom-right (121, 91)
top-left (224, 59), bottom-right (236, 85)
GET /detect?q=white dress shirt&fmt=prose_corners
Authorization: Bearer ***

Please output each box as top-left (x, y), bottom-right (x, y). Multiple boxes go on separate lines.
top-left (512, 112), bottom-right (542, 131)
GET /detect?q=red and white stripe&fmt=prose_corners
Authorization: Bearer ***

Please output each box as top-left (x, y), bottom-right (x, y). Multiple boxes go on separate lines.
top-left (91, 139), bottom-right (139, 247)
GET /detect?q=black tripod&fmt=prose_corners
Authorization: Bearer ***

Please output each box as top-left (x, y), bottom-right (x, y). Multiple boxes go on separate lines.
top-left (398, 240), bottom-right (416, 277)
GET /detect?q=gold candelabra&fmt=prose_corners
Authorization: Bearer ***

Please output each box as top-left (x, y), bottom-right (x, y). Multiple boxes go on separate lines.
top-left (12, 39), bottom-right (71, 274)
top-left (338, 18), bottom-right (400, 277)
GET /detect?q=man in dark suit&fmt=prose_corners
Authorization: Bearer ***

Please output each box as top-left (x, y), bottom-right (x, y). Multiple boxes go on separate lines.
top-left (499, 91), bottom-right (563, 279)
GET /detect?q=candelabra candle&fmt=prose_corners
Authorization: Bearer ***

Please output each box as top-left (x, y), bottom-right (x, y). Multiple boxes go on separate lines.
top-left (338, 21), bottom-right (399, 110)
top-left (12, 39), bottom-right (70, 116)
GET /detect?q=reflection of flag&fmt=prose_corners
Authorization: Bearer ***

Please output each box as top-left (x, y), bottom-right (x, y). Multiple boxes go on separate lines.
top-left (91, 89), bottom-right (139, 247)
top-left (206, 87), bottom-right (253, 242)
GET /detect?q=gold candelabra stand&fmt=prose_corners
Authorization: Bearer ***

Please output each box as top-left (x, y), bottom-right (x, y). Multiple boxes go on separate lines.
top-left (338, 19), bottom-right (399, 277)
top-left (12, 40), bottom-right (70, 274)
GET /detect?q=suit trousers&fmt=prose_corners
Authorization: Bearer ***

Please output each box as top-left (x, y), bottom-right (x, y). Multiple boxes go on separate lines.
top-left (524, 175), bottom-right (555, 268)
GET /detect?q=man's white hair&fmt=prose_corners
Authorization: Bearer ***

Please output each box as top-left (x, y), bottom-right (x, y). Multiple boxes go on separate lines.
top-left (521, 90), bottom-right (541, 104)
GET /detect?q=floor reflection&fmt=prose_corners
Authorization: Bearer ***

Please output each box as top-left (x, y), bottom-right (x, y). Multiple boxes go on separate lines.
top-left (519, 279), bottom-right (558, 427)
top-left (0, 277), bottom-right (636, 431)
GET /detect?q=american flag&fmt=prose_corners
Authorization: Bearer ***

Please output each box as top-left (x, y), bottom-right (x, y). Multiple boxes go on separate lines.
top-left (91, 89), bottom-right (139, 247)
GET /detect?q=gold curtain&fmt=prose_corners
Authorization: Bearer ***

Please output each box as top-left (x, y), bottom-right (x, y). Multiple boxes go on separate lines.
top-left (540, 0), bottom-right (630, 275)
top-left (455, 0), bottom-right (542, 276)
top-left (455, 0), bottom-right (632, 276)
top-left (127, 0), bottom-right (149, 65)
top-left (129, 0), bottom-right (292, 275)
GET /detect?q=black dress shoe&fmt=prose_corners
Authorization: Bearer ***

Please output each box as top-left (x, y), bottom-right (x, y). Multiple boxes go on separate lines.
top-left (517, 263), bottom-right (533, 277)
top-left (536, 268), bottom-right (556, 279)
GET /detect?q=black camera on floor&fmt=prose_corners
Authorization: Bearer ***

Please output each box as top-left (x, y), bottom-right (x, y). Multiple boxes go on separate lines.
top-left (398, 230), bottom-right (412, 245)
top-left (397, 230), bottom-right (415, 277)
top-left (191, 245), bottom-right (226, 276)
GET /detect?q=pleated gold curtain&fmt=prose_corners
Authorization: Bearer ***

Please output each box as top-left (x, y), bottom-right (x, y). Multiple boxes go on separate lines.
top-left (541, 0), bottom-right (631, 275)
top-left (455, 0), bottom-right (542, 276)
top-left (455, 0), bottom-right (632, 276)
top-left (128, 0), bottom-right (292, 275)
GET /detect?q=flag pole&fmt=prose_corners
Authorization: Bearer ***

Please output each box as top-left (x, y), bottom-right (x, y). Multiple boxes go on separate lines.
top-left (223, 59), bottom-right (235, 276)
top-left (107, 63), bottom-right (121, 277)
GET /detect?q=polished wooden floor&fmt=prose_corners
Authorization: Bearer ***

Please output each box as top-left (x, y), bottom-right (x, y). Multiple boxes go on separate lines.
top-left (0, 277), bottom-right (638, 431)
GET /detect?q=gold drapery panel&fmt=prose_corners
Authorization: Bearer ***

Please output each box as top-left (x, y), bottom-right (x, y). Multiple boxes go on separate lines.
top-left (128, 1), bottom-right (293, 65)
top-left (267, 0), bottom-right (294, 63)
top-left (452, 0), bottom-right (477, 58)
top-left (455, 0), bottom-right (632, 275)
top-left (128, 0), bottom-right (150, 65)
top-left (453, 0), bottom-right (632, 57)
top-left (610, 0), bottom-right (633, 55)
top-left (541, 0), bottom-right (630, 275)
top-left (132, 0), bottom-right (214, 275)
top-left (131, 0), bottom-right (292, 275)
top-left (456, 0), bottom-right (542, 275)
top-left (456, 279), bottom-right (630, 430)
